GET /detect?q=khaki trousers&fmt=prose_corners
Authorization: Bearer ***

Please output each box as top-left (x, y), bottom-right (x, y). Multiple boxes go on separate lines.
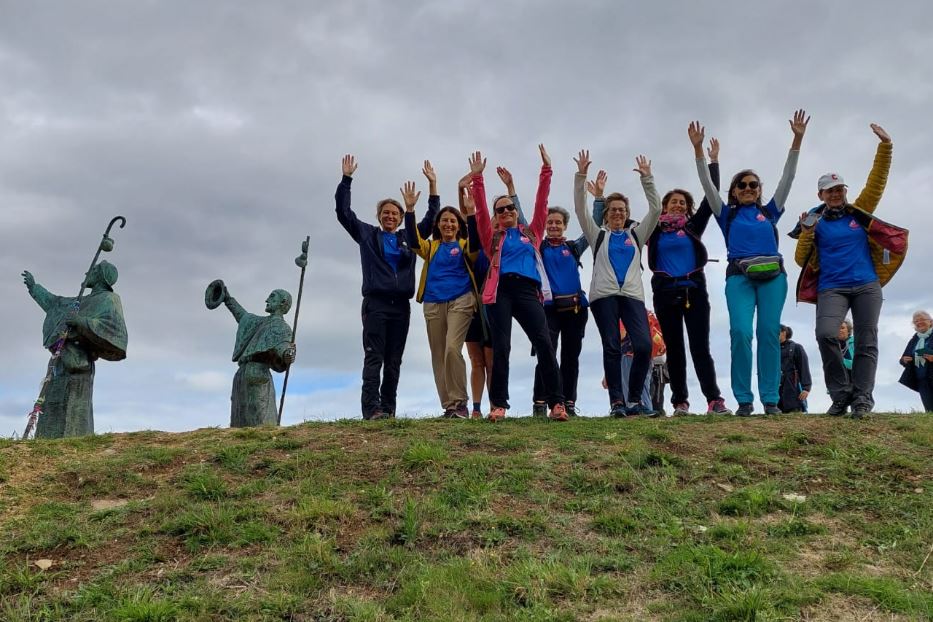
top-left (423, 292), bottom-right (475, 409)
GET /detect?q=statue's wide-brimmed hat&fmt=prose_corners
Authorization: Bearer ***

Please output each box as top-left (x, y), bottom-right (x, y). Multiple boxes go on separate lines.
top-left (205, 279), bottom-right (227, 310)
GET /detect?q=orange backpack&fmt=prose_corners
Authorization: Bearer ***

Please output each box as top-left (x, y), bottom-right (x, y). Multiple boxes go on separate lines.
top-left (648, 310), bottom-right (666, 358)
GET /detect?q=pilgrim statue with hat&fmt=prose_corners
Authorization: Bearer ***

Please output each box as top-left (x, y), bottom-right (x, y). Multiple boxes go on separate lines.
top-left (22, 260), bottom-right (128, 438)
top-left (206, 280), bottom-right (296, 427)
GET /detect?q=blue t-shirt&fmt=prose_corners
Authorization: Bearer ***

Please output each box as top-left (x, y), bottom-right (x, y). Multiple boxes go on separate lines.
top-left (499, 228), bottom-right (539, 283)
top-left (608, 230), bottom-right (636, 286)
top-left (655, 229), bottom-right (697, 278)
top-left (541, 241), bottom-right (588, 306)
top-left (423, 241), bottom-right (473, 303)
top-left (716, 199), bottom-right (782, 260)
top-left (382, 232), bottom-right (401, 273)
top-left (815, 213), bottom-right (877, 291)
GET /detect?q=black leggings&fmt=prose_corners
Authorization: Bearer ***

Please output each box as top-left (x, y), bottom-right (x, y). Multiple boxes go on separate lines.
top-left (485, 274), bottom-right (564, 409)
top-left (591, 295), bottom-right (651, 406)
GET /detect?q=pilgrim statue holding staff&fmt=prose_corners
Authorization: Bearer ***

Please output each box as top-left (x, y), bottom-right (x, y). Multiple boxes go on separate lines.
top-left (206, 280), bottom-right (296, 427)
top-left (21, 216), bottom-right (129, 439)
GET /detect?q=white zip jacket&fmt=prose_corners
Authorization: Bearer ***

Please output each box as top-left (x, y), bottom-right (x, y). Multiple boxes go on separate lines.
top-left (573, 172), bottom-right (661, 303)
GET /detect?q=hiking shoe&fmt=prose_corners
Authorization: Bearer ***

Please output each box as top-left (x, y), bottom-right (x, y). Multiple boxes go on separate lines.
top-left (548, 403), bottom-right (569, 421)
top-left (707, 398), bottom-right (733, 416)
top-left (565, 402), bottom-right (580, 417)
top-left (610, 401), bottom-right (627, 418)
top-left (532, 402), bottom-right (547, 418)
top-left (673, 402), bottom-right (691, 417)
top-left (763, 403), bottom-right (782, 416)
top-left (826, 396), bottom-right (851, 417)
top-left (488, 407), bottom-right (507, 422)
top-left (369, 410), bottom-right (387, 420)
top-left (453, 404), bottom-right (469, 419)
top-left (851, 404), bottom-right (871, 420)
top-left (735, 403), bottom-right (754, 417)
top-left (470, 409), bottom-right (483, 420)
top-left (626, 404), bottom-right (658, 418)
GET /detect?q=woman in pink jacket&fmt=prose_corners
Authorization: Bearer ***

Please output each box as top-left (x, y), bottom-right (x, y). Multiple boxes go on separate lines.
top-left (468, 146), bottom-right (566, 422)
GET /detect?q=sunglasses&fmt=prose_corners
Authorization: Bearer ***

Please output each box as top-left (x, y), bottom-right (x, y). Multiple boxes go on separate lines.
top-left (495, 204), bottom-right (517, 214)
top-left (735, 180), bottom-right (760, 190)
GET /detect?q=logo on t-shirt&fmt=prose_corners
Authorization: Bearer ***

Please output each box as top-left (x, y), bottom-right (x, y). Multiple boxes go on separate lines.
top-left (848, 219), bottom-right (860, 229)
top-left (562, 249), bottom-right (571, 256)
top-left (676, 230), bottom-right (686, 237)
top-left (624, 237), bottom-right (634, 246)
top-left (450, 247), bottom-right (460, 256)
top-left (756, 213), bottom-right (766, 221)
top-left (520, 236), bottom-right (530, 244)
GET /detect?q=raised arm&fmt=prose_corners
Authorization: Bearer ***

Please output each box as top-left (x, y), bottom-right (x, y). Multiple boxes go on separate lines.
top-left (690, 121), bottom-right (724, 217)
top-left (588, 169), bottom-right (607, 225)
top-left (22, 272), bottom-right (59, 312)
top-left (771, 109), bottom-right (809, 211)
top-left (690, 138), bottom-right (720, 235)
top-left (851, 124), bottom-right (893, 214)
top-left (468, 151), bottom-right (493, 254)
top-left (416, 160), bottom-right (439, 238)
top-left (335, 154), bottom-right (366, 243)
top-left (224, 295), bottom-right (247, 323)
top-left (461, 183), bottom-right (481, 254)
top-left (529, 144), bottom-right (553, 240)
top-left (497, 166), bottom-right (527, 226)
top-left (631, 155), bottom-right (662, 246)
top-left (573, 149), bottom-right (600, 245)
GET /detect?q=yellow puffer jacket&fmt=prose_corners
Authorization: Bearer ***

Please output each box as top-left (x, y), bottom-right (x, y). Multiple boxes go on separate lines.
top-left (793, 142), bottom-right (908, 304)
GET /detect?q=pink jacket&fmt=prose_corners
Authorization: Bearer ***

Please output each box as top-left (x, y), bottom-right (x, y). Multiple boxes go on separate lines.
top-left (471, 165), bottom-right (553, 305)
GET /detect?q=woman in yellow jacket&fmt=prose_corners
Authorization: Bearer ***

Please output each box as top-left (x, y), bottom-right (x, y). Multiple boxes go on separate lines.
top-left (404, 161), bottom-right (481, 418)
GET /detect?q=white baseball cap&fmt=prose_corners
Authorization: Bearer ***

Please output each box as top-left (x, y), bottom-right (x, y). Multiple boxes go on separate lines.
top-left (818, 173), bottom-right (846, 191)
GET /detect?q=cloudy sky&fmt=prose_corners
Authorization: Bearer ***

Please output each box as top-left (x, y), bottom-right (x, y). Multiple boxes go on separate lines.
top-left (2, 1), bottom-right (932, 435)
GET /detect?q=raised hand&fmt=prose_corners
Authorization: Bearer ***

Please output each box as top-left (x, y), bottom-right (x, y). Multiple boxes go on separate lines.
top-left (539, 143), bottom-right (551, 167)
top-left (688, 121), bottom-right (705, 148)
top-left (342, 154), bottom-right (358, 177)
top-left (585, 170), bottom-right (607, 198)
top-left (469, 151), bottom-right (486, 175)
top-left (422, 160), bottom-right (436, 184)
top-left (633, 155), bottom-right (652, 178)
top-left (400, 181), bottom-right (421, 211)
top-left (22, 270), bottom-right (35, 289)
top-left (574, 149), bottom-right (591, 175)
top-left (460, 186), bottom-right (475, 216)
top-left (798, 212), bottom-right (817, 231)
top-left (707, 137), bottom-right (720, 162)
top-left (870, 123), bottom-right (892, 143)
top-left (789, 109), bottom-right (810, 138)
top-left (496, 166), bottom-right (514, 190)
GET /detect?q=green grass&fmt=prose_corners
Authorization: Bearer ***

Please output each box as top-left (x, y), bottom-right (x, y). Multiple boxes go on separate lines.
top-left (0, 414), bottom-right (930, 620)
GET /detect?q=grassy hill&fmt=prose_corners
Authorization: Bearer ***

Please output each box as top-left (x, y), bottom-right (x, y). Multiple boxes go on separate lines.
top-left (1, 414), bottom-right (931, 621)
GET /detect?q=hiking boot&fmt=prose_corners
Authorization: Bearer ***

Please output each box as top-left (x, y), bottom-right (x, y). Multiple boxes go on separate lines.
top-left (470, 409), bottom-right (483, 420)
top-left (626, 404), bottom-right (658, 418)
top-left (565, 402), bottom-right (580, 417)
top-left (532, 402), bottom-right (547, 418)
top-left (826, 397), bottom-right (851, 417)
top-left (763, 403), bottom-right (782, 416)
top-left (548, 403), bottom-right (569, 421)
top-left (488, 406), bottom-right (507, 422)
top-left (673, 402), bottom-right (691, 417)
top-left (610, 401), bottom-right (627, 418)
top-left (735, 403), bottom-right (754, 417)
top-left (707, 398), bottom-right (733, 416)
top-left (370, 410), bottom-right (387, 421)
top-left (851, 403), bottom-right (871, 420)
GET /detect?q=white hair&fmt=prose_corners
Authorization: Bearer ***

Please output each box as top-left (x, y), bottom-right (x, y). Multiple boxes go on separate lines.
top-left (913, 310), bottom-right (932, 322)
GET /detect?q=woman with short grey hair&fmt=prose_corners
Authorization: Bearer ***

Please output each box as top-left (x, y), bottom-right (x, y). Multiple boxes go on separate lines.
top-left (899, 311), bottom-right (933, 412)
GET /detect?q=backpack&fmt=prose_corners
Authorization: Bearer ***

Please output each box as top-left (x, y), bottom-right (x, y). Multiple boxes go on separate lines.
top-left (648, 310), bottom-right (666, 358)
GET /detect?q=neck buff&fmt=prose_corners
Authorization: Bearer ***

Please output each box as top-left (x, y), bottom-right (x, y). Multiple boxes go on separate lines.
top-left (659, 213), bottom-right (687, 232)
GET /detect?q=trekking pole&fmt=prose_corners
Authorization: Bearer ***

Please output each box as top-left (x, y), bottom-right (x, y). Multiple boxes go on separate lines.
top-left (277, 236), bottom-right (309, 425)
top-left (23, 216), bottom-right (127, 440)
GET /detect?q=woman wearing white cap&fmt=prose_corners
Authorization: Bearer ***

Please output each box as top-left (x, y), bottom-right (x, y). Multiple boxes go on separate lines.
top-left (791, 124), bottom-right (905, 419)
